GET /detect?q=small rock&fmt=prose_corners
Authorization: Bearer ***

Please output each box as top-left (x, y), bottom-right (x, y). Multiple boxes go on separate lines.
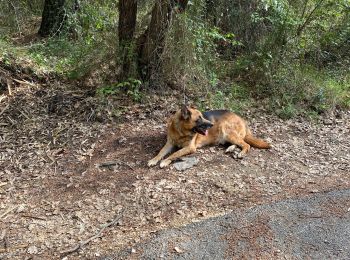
top-left (323, 119), bottom-right (333, 125)
top-left (174, 246), bottom-right (184, 253)
top-left (27, 245), bottom-right (38, 254)
top-left (17, 204), bottom-right (26, 213)
top-left (174, 157), bottom-right (199, 171)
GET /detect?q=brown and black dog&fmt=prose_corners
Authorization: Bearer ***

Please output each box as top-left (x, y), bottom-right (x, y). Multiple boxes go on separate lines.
top-left (148, 105), bottom-right (271, 168)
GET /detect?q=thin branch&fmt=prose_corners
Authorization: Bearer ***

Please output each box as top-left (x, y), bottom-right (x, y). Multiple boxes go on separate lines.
top-left (0, 104), bottom-right (10, 117)
top-left (296, 0), bottom-right (325, 36)
top-left (60, 210), bottom-right (124, 256)
top-left (300, 0), bottom-right (310, 22)
top-left (0, 205), bottom-right (19, 219)
top-left (9, 2), bottom-right (21, 34)
top-left (12, 78), bottom-right (36, 87)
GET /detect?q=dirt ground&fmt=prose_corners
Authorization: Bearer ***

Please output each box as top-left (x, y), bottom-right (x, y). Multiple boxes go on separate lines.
top-left (0, 79), bottom-right (349, 259)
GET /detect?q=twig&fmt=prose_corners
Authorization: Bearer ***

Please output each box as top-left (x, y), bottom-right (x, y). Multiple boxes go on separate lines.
top-left (0, 104), bottom-right (9, 117)
top-left (99, 161), bottom-right (119, 167)
top-left (0, 229), bottom-right (7, 241)
top-left (60, 210), bottom-right (124, 256)
top-left (296, 0), bottom-right (325, 36)
top-left (9, 2), bottom-right (21, 34)
top-left (0, 244), bottom-right (28, 253)
top-left (99, 161), bottom-right (134, 170)
top-left (6, 79), bottom-right (12, 96)
top-left (0, 229), bottom-right (8, 252)
top-left (0, 95), bottom-right (7, 103)
top-left (0, 205), bottom-right (19, 219)
top-left (19, 110), bottom-right (30, 120)
top-left (20, 214), bottom-right (47, 221)
top-left (12, 78), bottom-right (36, 87)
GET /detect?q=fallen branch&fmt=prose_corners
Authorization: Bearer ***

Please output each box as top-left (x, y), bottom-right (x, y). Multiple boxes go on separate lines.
top-left (12, 78), bottom-right (36, 87)
top-left (0, 205), bottom-right (19, 219)
top-left (98, 161), bottom-right (135, 171)
top-left (98, 161), bottom-right (119, 167)
top-left (60, 210), bottom-right (124, 256)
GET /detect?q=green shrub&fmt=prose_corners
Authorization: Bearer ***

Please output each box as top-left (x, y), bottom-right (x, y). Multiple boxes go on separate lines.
top-left (97, 78), bottom-right (143, 102)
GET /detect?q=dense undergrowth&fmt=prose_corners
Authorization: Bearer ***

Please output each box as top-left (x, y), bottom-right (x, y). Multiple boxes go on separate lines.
top-left (0, 0), bottom-right (349, 118)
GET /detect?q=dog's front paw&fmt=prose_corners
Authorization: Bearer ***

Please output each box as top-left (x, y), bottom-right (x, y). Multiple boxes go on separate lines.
top-left (159, 159), bottom-right (171, 168)
top-left (147, 158), bottom-right (159, 167)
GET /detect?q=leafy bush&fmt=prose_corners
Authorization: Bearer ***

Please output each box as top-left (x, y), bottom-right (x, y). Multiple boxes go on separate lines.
top-left (97, 78), bottom-right (142, 102)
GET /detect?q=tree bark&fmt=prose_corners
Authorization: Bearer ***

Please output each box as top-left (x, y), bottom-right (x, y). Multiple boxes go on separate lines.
top-left (205, 0), bottom-right (217, 26)
top-left (137, 0), bottom-right (188, 81)
top-left (38, 0), bottom-right (66, 37)
top-left (118, 0), bottom-right (138, 79)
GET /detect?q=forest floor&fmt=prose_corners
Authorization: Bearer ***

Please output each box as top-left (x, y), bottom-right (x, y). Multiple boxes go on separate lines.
top-left (0, 62), bottom-right (349, 259)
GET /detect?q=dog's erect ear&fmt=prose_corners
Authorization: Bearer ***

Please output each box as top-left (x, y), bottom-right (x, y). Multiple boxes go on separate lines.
top-left (189, 104), bottom-right (197, 109)
top-left (181, 105), bottom-right (191, 120)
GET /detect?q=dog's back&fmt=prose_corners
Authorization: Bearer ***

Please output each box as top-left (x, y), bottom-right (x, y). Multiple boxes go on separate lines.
top-left (203, 110), bottom-right (231, 122)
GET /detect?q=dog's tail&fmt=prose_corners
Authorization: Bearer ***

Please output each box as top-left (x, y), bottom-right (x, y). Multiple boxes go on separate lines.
top-left (244, 130), bottom-right (271, 149)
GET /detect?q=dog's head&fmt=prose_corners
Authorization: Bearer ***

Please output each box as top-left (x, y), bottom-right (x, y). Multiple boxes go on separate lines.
top-left (179, 105), bottom-right (213, 136)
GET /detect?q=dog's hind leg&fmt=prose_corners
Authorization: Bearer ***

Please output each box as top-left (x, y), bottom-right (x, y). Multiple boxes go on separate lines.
top-left (225, 134), bottom-right (250, 158)
top-left (148, 140), bottom-right (174, 167)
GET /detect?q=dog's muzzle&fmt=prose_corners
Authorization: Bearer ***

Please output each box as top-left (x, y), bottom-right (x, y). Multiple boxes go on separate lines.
top-left (192, 121), bottom-right (213, 136)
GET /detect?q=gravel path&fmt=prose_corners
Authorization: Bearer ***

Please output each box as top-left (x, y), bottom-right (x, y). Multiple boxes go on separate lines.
top-left (113, 188), bottom-right (350, 260)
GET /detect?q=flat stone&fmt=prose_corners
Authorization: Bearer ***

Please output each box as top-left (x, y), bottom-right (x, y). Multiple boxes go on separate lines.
top-left (173, 157), bottom-right (199, 171)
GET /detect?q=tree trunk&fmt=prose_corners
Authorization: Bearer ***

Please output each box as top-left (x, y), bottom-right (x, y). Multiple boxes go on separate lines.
top-left (38, 0), bottom-right (66, 37)
top-left (118, 0), bottom-right (138, 80)
top-left (137, 0), bottom-right (188, 81)
top-left (205, 0), bottom-right (217, 26)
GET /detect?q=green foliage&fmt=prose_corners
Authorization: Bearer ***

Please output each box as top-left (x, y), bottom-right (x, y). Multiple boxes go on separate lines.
top-left (265, 63), bottom-right (350, 117)
top-left (217, 0), bottom-right (350, 117)
top-left (97, 78), bottom-right (143, 102)
top-left (205, 83), bottom-right (252, 113)
top-left (1, 0), bottom-right (349, 118)
top-left (28, 37), bottom-right (90, 75)
top-left (2, 0), bottom-right (119, 79)
top-left (66, 1), bottom-right (118, 39)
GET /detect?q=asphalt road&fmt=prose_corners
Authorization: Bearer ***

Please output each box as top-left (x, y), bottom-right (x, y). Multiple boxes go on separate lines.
top-left (108, 188), bottom-right (350, 259)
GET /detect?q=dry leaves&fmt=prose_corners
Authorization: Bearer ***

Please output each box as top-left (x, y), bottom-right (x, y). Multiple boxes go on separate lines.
top-left (0, 67), bottom-right (349, 259)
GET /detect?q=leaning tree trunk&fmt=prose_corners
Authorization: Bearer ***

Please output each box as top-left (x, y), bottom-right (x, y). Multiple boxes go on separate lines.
top-left (38, 0), bottom-right (66, 37)
top-left (118, 0), bottom-right (138, 80)
top-left (137, 0), bottom-right (188, 81)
